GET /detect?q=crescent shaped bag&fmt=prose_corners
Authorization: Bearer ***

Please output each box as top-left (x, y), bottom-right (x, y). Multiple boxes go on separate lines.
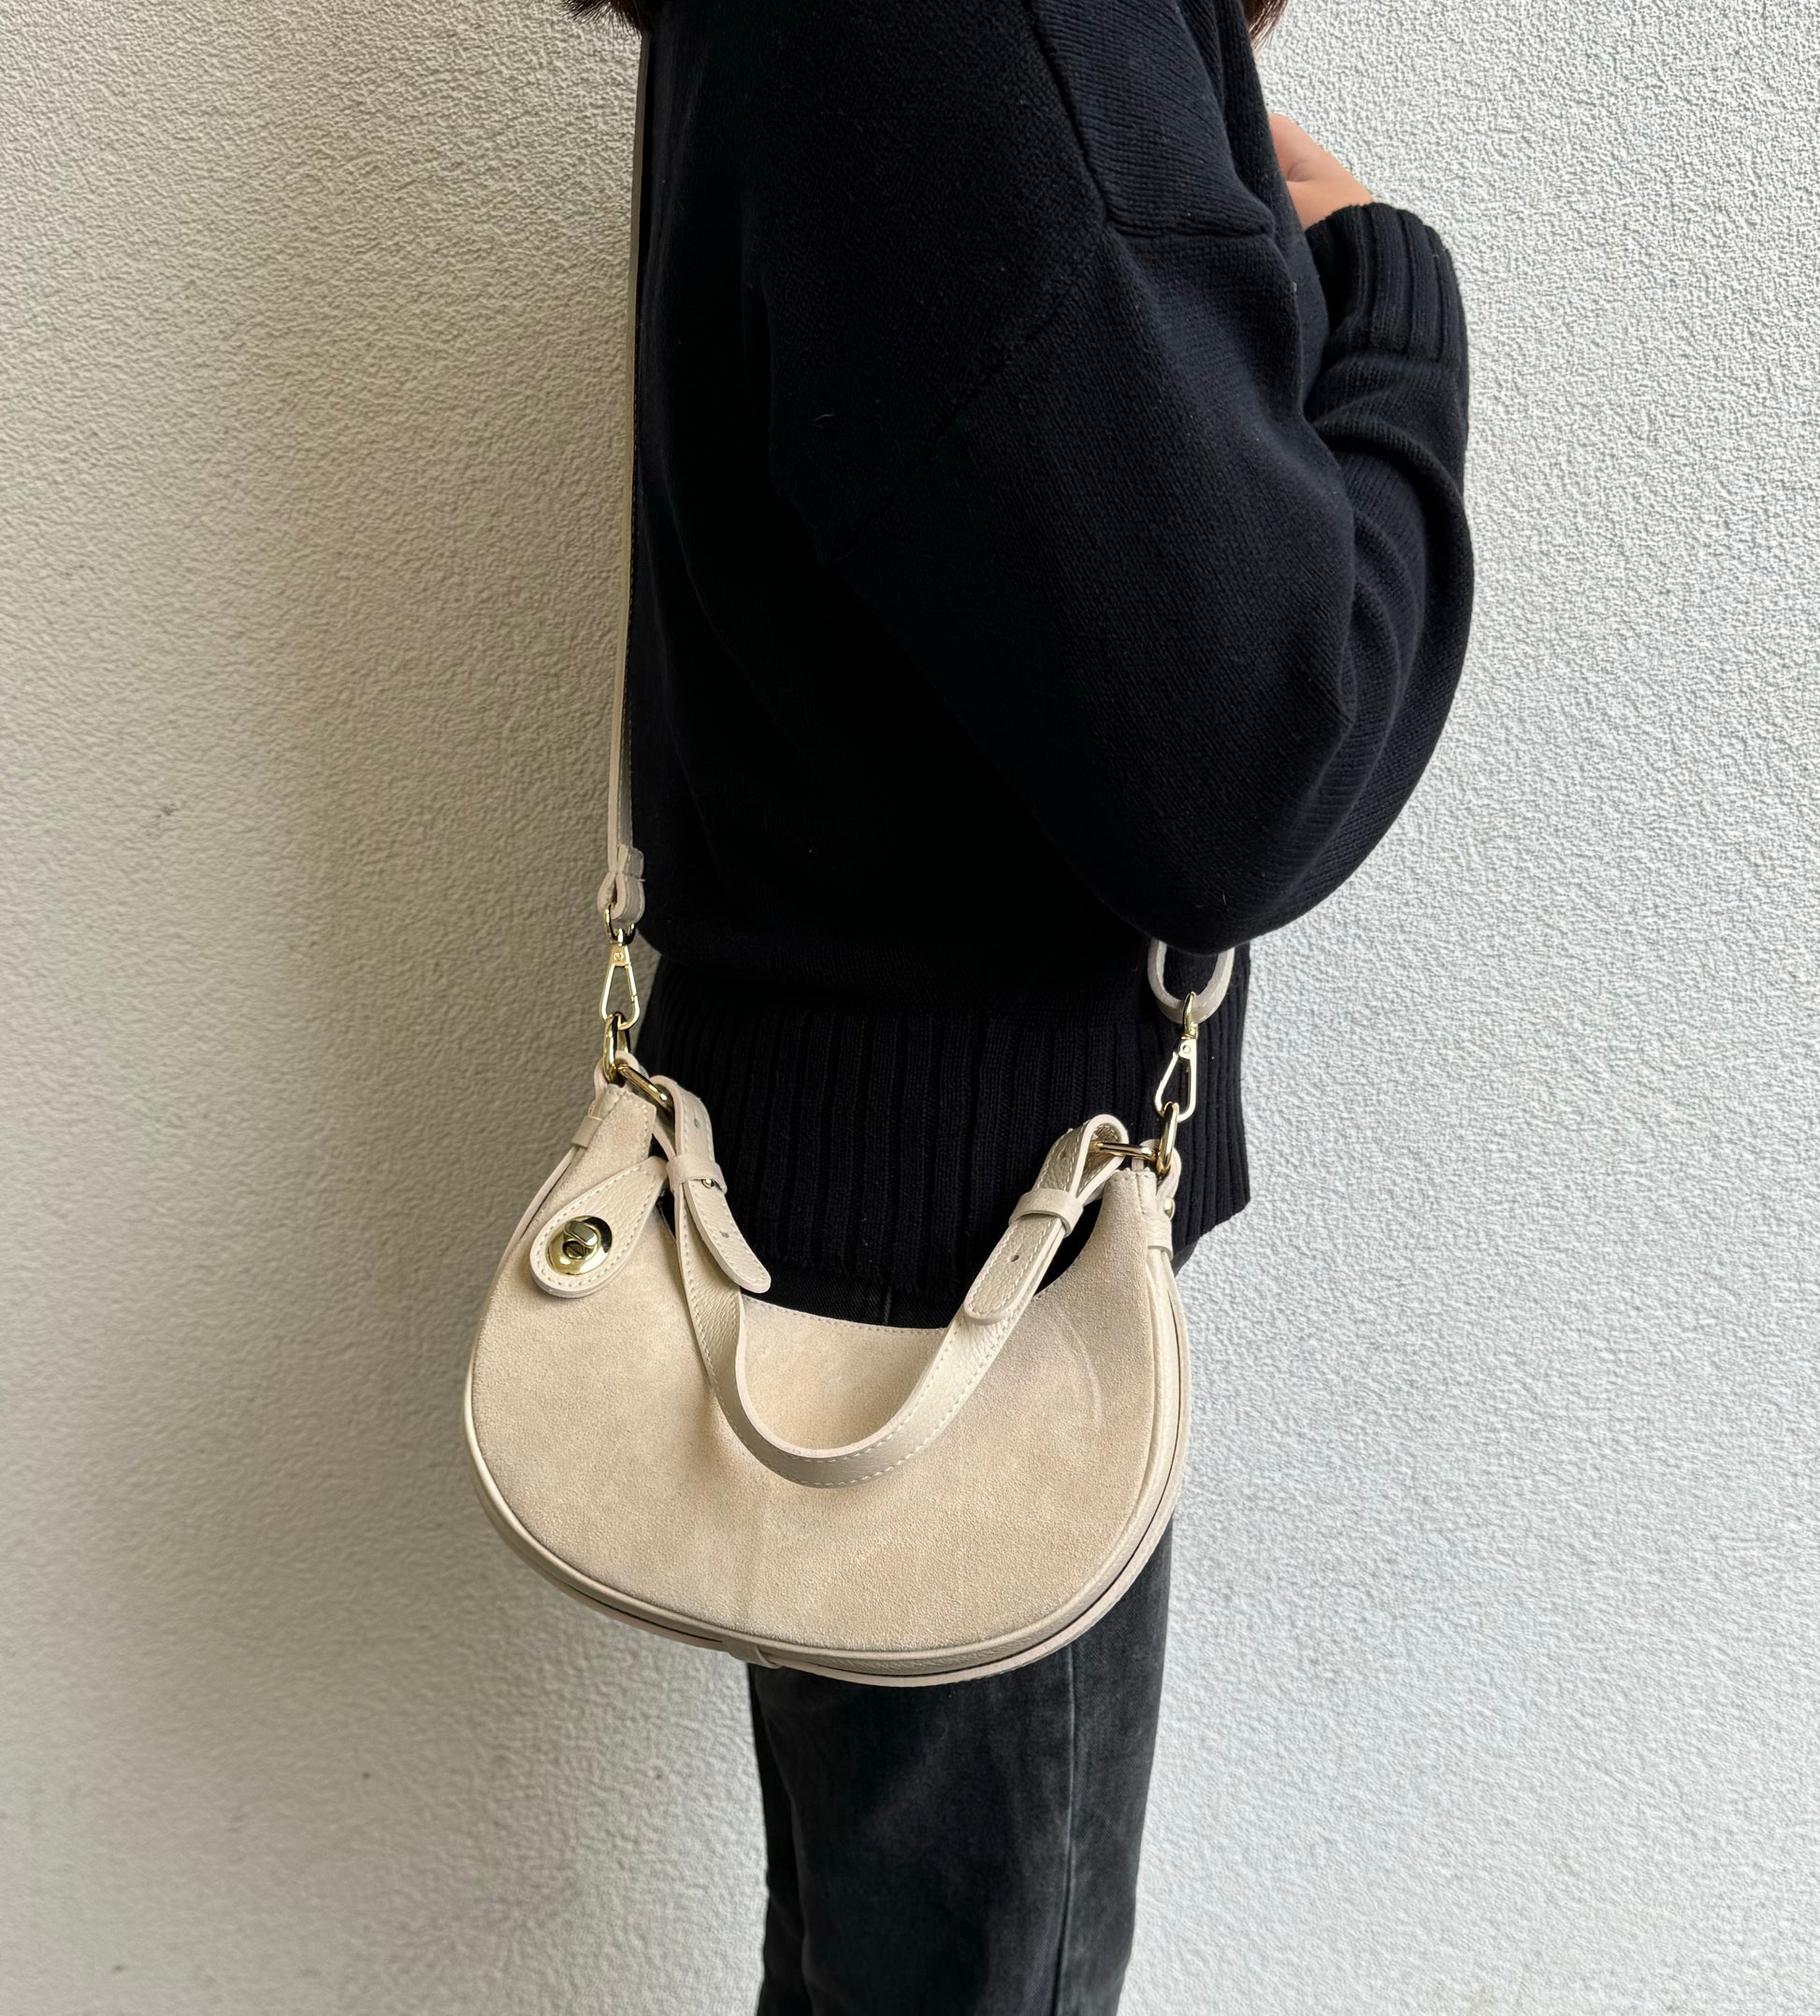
top-left (461, 46), bottom-right (1232, 1684)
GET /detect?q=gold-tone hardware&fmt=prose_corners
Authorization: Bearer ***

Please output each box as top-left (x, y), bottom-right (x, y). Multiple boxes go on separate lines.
top-left (1094, 1132), bottom-right (1161, 1169)
top-left (614, 1057), bottom-right (674, 1116)
top-left (1151, 987), bottom-right (1200, 1125)
top-left (599, 932), bottom-right (641, 1034)
top-left (1093, 1102), bottom-right (1182, 1178)
top-left (598, 929), bottom-right (669, 1102)
top-left (1153, 1102), bottom-right (1180, 1178)
top-left (548, 1216), bottom-right (613, 1275)
top-left (600, 1010), bottom-right (626, 1081)
top-left (599, 1019), bottom-right (674, 1119)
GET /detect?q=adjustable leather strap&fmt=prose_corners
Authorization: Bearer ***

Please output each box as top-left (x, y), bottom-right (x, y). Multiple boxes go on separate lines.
top-left (598, 38), bottom-right (650, 936)
top-left (659, 1076), bottom-right (772, 1292)
top-left (962, 1127), bottom-right (1118, 1322)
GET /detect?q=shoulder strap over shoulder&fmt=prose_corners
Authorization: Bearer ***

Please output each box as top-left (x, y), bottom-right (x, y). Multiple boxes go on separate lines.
top-left (591, 42), bottom-right (1226, 1027)
top-left (597, 38), bottom-right (649, 935)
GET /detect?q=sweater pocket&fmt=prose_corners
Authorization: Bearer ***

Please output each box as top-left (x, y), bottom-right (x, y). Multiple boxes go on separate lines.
top-left (1024, 0), bottom-right (1276, 237)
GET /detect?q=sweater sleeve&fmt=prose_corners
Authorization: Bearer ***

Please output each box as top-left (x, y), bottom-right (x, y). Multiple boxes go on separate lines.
top-left (758, 5), bottom-right (1474, 957)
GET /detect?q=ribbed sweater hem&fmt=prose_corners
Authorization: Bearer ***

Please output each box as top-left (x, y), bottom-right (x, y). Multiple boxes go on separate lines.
top-left (1303, 201), bottom-right (1467, 370)
top-left (633, 949), bottom-right (1252, 1303)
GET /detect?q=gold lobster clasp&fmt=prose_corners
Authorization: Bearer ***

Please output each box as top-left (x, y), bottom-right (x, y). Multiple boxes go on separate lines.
top-left (597, 929), bottom-right (673, 1113)
top-left (1145, 987), bottom-right (1200, 1179)
top-left (1151, 988), bottom-right (1200, 1129)
top-left (599, 930), bottom-right (641, 1033)
top-left (599, 930), bottom-right (641, 1080)
top-left (1095, 987), bottom-right (1203, 1181)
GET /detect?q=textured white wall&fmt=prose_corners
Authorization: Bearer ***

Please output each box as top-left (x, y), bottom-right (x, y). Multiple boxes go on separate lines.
top-left (3, 1), bottom-right (1814, 2010)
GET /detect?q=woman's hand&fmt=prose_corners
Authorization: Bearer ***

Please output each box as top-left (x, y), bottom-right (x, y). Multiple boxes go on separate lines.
top-left (1269, 113), bottom-right (1375, 229)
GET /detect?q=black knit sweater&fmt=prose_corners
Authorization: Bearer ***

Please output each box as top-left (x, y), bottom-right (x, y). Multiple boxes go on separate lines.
top-left (628, 0), bottom-right (1474, 1299)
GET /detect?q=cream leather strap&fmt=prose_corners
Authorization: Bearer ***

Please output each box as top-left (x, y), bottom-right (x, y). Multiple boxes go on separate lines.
top-left (654, 1079), bottom-right (1135, 1489)
top-left (592, 45), bottom-right (1224, 1029)
top-left (1150, 940), bottom-right (1234, 1024)
top-left (657, 1073), bottom-right (773, 1293)
top-left (597, 40), bottom-right (651, 936)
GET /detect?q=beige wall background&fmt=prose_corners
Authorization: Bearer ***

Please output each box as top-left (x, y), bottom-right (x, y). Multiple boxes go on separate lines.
top-left (5, 2), bottom-right (1816, 2010)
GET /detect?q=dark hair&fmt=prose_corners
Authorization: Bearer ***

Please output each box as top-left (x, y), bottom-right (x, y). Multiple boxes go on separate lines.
top-left (575, 0), bottom-right (1291, 41)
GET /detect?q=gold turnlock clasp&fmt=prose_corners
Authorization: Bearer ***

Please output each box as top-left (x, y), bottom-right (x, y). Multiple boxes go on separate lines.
top-left (548, 1215), bottom-right (612, 1275)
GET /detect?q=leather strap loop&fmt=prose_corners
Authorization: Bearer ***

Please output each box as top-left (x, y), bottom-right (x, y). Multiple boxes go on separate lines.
top-left (666, 1153), bottom-right (728, 1194)
top-left (1148, 940), bottom-right (1235, 1023)
top-left (1010, 1186), bottom-right (1087, 1234)
top-left (656, 1079), bottom-right (772, 1293)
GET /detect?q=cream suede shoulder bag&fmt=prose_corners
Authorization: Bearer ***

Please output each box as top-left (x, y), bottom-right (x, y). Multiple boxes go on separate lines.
top-left (462, 47), bottom-right (1231, 1685)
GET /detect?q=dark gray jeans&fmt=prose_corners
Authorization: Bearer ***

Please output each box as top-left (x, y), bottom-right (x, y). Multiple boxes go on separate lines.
top-left (747, 1247), bottom-right (1190, 2016)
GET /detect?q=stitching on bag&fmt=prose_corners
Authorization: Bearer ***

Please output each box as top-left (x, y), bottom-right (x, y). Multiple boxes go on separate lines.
top-left (676, 1214), bottom-right (735, 1417)
top-left (672, 1180), bottom-right (973, 1486)
top-left (773, 1300), bottom-right (1041, 1487)
top-left (721, 1289), bottom-right (978, 1485)
top-left (824, 1171), bottom-right (1125, 1481)
top-left (968, 1217), bottom-right (1063, 1321)
top-left (532, 1157), bottom-right (662, 1238)
top-left (685, 1157), bottom-right (1105, 1487)
top-left (528, 1158), bottom-right (665, 1292)
top-left (678, 1174), bottom-right (766, 1285)
top-left (828, 1325), bottom-right (1010, 1484)
top-left (783, 1329), bottom-right (962, 1481)
top-left (749, 1199), bottom-right (1085, 1482)
top-left (663, 1116), bottom-right (765, 1282)
top-left (747, 1306), bottom-right (937, 1343)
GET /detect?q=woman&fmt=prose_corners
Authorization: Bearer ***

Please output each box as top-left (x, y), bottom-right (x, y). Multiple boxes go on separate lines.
top-left (576, 0), bottom-right (1472, 2007)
